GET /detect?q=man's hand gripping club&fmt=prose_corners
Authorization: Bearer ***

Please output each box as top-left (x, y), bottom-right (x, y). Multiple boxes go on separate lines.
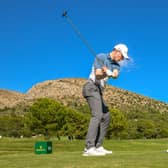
top-left (95, 66), bottom-right (119, 80)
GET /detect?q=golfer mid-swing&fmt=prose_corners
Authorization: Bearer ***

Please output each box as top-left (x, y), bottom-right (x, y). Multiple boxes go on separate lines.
top-left (82, 44), bottom-right (129, 156)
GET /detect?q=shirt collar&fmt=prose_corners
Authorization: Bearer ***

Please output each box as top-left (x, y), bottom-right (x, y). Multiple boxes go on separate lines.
top-left (107, 53), bottom-right (120, 65)
top-left (107, 53), bottom-right (111, 60)
top-left (107, 53), bottom-right (114, 63)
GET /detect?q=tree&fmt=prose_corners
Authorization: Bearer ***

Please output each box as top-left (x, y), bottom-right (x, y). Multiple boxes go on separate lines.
top-left (136, 119), bottom-right (156, 139)
top-left (106, 108), bottom-right (128, 139)
top-left (62, 108), bottom-right (89, 139)
top-left (24, 98), bottom-right (66, 138)
top-left (24, 98), bottom-right (89, 139)
top-left (0, 114), bottom-right (24, 137)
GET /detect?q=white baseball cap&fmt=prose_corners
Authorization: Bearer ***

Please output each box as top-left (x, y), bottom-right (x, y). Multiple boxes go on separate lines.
top-left (114, 44), bottom-right (129, 60)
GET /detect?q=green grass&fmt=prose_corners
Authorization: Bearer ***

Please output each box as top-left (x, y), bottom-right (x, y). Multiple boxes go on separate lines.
top-left (0, 137), bottom-right (168, 168)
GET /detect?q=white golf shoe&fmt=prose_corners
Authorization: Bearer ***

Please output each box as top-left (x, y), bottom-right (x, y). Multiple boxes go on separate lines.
top-left (96, 146), bottom-right (112, 154)
top-left (82, 147), bottom-right (106, 156)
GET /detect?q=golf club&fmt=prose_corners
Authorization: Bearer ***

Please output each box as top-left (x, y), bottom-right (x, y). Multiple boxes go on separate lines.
top-left (62, 11), bottom-right (131, 68)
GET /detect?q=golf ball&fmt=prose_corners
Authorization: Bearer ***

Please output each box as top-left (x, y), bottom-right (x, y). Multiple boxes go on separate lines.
top-left (166, 149), bottom-right (168, 152)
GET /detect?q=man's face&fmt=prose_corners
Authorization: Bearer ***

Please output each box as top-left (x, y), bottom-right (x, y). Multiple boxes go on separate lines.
top-left (112, 50), bottom-right (124, 62)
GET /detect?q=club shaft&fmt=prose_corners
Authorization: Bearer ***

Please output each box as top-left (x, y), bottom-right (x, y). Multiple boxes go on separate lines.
top-left (64, 14), bottom-right (97, 57)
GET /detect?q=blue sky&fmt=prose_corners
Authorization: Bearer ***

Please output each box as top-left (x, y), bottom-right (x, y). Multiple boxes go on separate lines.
top-left (0, 0), bottom-right (168, 103)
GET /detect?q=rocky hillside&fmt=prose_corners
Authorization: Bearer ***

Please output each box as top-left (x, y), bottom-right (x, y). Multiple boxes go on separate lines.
top-left (0, 89), bottom-right (25, 108)
top-left (0, 78), bottom-right (168, 113)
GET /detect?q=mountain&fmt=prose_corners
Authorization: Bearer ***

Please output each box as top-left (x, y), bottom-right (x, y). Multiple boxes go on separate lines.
top-left (0, 78), bottom-right (168, 113)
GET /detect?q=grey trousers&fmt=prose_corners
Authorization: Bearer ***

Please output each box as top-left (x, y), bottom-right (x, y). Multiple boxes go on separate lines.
top-left (82, 80), bottom-right (111, 149)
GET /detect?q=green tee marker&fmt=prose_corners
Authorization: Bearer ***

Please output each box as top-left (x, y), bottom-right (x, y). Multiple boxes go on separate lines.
top-left (35, 141), bottom-right (52, 154)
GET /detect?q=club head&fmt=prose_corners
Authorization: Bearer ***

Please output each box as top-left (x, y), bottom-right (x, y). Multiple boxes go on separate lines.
top-left (62, 11), bottom-right (68, 17)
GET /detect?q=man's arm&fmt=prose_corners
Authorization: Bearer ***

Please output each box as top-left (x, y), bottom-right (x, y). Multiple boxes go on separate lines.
top-left (95, 66), bottom-right (119, 79)
top-left (95, 69), bottom-right (107, 80)
top-left (102, 66), bottom-right (119, 79)
top-left (94, 54), bottom-right (120, 79)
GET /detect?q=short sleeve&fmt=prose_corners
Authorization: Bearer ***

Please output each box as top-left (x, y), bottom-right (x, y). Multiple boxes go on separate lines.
top-left (111, 62), bottom-right (120, 72)
top-left (94, 54), bottom-right (105, 69)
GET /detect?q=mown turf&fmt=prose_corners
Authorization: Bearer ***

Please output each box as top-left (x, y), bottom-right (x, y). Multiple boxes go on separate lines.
top-left (0, 138), bottom-right (168, 168)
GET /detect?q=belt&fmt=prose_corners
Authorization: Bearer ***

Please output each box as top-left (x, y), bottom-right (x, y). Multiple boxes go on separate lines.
top-left (88, 79), bottom-right (98, 85)
top-left (89, 78), bottom-right (103, 88)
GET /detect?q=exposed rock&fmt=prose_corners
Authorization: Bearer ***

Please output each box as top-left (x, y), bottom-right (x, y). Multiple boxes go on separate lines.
top-left (0, 89), bottom-right (25, 108)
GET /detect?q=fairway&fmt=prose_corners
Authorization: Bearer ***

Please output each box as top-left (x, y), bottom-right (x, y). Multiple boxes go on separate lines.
top-left (0, 138), bottom-right (168, 168)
